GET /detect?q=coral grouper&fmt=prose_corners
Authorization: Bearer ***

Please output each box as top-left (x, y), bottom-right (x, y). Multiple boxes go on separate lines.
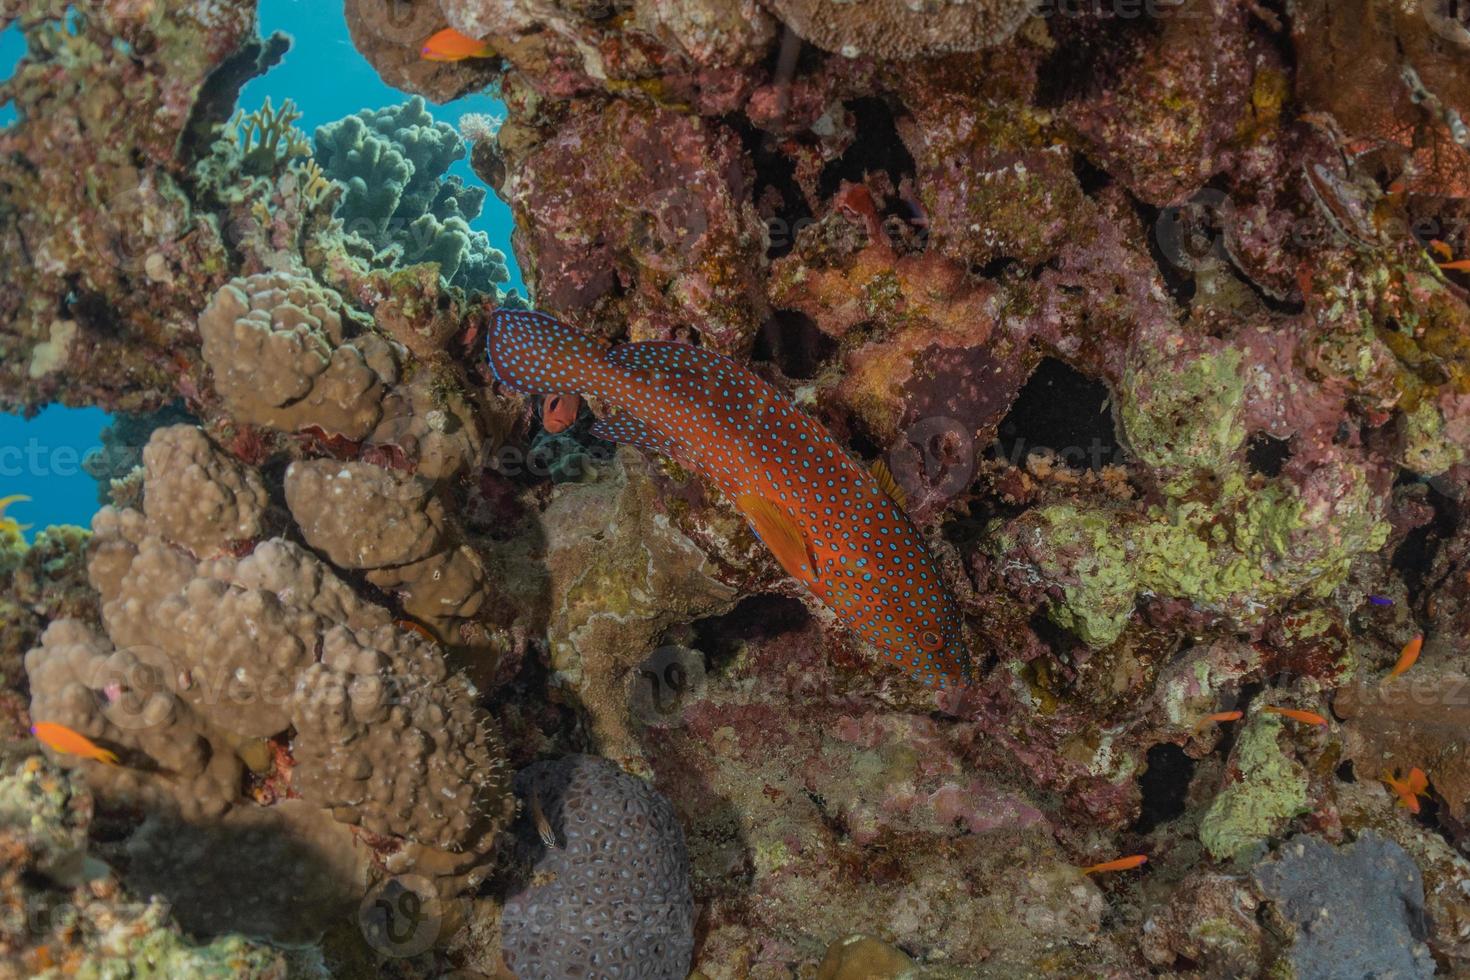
top-left (487, 309), bottom-right (969, 687)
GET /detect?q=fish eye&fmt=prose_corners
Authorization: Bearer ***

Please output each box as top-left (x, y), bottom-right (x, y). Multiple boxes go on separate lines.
top-left (918, 629), bottom-right (944, 651)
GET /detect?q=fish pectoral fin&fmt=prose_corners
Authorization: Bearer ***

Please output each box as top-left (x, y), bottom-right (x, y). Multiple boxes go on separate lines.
top-left (589, 414), bottom-right (674, 457)
top-left (870, 458), bottom-right (908, 509)
top-left (737, 494), bottom-right (817, 584)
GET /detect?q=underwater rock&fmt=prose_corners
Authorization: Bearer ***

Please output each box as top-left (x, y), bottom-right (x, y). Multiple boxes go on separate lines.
top-left (505, 99), bottom-right (767, 353)
top-left (540, 450), bottom-right (741, 760)
top-left (1138, 873), bottom-right (1262, 975)
top-left (765, 0), bottom-right (1037, 59)
top-left (501, 754), bottom-right (694, 979)
top-left (1199, 713), bottom-right (1309, 862)
top-left (1337, 666), bottom-right (1470, 823)
top-left (1253, 832), bottom-right (1435, 979)
top-left (314, 96), bottom-right (511, 295)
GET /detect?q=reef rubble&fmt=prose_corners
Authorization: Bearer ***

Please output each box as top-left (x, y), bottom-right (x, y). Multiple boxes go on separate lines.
top-left (3, 0), bottom-right (1470, 976)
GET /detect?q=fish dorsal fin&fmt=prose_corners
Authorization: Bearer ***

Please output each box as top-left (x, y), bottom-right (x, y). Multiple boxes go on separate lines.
top-left (870, 458), bottom-right (907, 509)
top-left (737, 494), bottom-right (817, 584)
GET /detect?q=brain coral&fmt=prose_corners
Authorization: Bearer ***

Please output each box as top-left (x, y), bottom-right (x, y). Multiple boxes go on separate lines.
top-left (314, 96), bottom-right (510, 295)
top-left (501, 754), bottom-right (695, 979)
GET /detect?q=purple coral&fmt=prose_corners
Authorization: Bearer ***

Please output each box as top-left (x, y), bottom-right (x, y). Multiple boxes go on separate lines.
top-left (501, 755), bottom-right (694, 979)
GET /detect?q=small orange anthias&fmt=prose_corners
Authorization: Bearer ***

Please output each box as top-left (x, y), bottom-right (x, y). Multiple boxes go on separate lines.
top-left (30, 722), bottom-right (119, 765)
top-left (1194, 710), bottom-right (1243, 731)
top-left (1263, 706), bottom-right (1329, 726)
top-left (1391, 634), bottom-right (1423, 677)
top-left (486, 309), bottom-right (970, 687)
top-left (420, 27), bottom-right (494, 62)
top-left (1383, 767), bottom-right (1430, 814)
top-left (1082, 854), bottom-right (1148, 875)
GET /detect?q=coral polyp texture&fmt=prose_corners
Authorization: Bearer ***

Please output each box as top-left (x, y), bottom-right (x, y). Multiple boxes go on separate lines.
top-left (5, 0), bottom-right (1470, 975)
top-left (500, 754), bottom-right (694, 979)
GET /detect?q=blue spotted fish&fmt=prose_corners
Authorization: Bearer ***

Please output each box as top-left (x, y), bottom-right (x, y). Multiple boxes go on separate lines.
top-left (487, 309), bottom-right (969, 687)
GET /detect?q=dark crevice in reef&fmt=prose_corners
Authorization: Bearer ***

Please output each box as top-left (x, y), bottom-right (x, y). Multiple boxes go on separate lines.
top-left (992, 357), bottom-right (1120, 471)
top-left (1034, 7), bottom-right (1162, 109)
top-left (179, 30), bottom-right (292, 168)
top-left (1137, 199), bottom-right (1200, 308)
top-left (732, 116), bottom-right (813, 260)
top-left (1071, 152), bottom-right (1113, 196)
top-left (693, 593), bottom-right (811, 672)
top-left (752, 310), bottom-right (836, 380)
top-left (1134, 743), bottom-right (1196, 833)
top-left (816, 97), bottom-right (915, 201)
top-left (1246, 433), bottom-right (1293, 478)
top-left (1393, 480), bottom-right (1460, 601)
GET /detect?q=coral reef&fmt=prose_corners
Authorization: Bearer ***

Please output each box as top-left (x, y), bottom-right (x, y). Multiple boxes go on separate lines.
top-left (0, 753), bottom-right (319, 978)
top-left (25, 423), bottom-right (513, 942)
top-left (1254, 833), bottom-right (1435, 978)
top-left (6, 0), bottom-right (1470, 973)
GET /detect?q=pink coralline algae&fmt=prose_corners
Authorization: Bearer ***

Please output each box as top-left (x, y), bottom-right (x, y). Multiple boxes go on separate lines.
top-left (6, 0), bottom-right (1470, 975)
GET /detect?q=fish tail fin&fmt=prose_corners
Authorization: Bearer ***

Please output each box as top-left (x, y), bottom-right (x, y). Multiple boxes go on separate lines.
top-left (95, 748), bottom-right (120, 766)
top-left (486, 309), bottom-right (615, 396)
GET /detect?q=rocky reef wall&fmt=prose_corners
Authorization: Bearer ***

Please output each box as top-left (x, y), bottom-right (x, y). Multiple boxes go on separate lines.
top-left (3, 0), bottom-right (1470, 976)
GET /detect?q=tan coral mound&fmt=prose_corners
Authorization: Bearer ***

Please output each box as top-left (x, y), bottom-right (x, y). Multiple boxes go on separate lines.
top-left (199, 271), bottom-right (398, 440)
top-left (23, 424), bottom-right (513, 937)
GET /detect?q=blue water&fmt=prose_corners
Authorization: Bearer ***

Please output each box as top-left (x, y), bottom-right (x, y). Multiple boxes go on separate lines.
top-left (0, 22), bottom-right (23, 127)
top-left (1, 3), bottom-right (519, 536)
top-left (0, 407), bottom-right (111, 535)
top-left (245, 0), bottom-right (523, 294)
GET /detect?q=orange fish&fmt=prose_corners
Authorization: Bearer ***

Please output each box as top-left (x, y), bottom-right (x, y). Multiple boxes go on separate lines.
top-left (1391, 635), bottom-right (1423, 677)
top-left (0, 494), bottom-right (32, 535)
top-left (1194, 710), bottom-right (1243, 731)
top-left (396, 618), bottom-right (437, 643)
top-left (542, 394), bottom-right (581, 434)
top-left (420, 27), bottom-right (494, 62)
top-left (1382, 767), bottom-right (1429, 814)
top-left (1440, 259), bottom-right (1470, 272)
top-left (1263, 706), bottom-right (1329, 726)
top-left (1429, 239), bottom-right (1455, 262)
top-left (487, 310), bottom-right (969, 687)
top-left (1082, 854), bottom-right (1148, 875)
top-left (30, 722), bottom-right (119, 765)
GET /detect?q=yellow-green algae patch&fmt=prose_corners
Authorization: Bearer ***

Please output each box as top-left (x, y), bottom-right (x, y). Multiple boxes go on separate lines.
top-left (1199, 714), bottom-right (1309, 861)
top-left (991, 464), bottom-right (1388, 647)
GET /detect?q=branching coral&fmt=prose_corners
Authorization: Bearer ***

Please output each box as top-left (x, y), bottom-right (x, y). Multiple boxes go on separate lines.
top-left (315, 96), bottom-right (510, 295)
top-left (228, 96), bottom-right (312, 176)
